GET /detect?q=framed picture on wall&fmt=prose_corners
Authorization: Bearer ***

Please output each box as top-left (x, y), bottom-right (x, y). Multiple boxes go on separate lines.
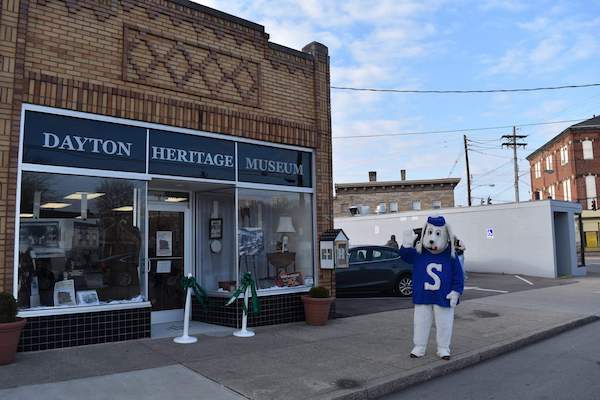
top-left (156, 231), bottom-right (173, 257)
top-left (209, 218), bottom-right (223, 240)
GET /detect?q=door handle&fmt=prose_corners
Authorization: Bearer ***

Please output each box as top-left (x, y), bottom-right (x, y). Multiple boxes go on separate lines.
top-left (145, 258), bottom-right (151, 273)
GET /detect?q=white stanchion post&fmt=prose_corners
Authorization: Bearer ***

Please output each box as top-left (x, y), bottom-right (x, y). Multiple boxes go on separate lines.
top-left (233, 286), bottom-right (255, 337)
top-left (174, 273), bottom-right (198, 344)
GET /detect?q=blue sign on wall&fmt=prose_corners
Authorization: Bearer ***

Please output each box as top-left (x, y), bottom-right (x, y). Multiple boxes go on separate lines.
top-left (23, 110), bottom-right (313, 188)
top-left (23, 111), bottom-right (147, 173)
top-left (237, 142), bottom-right (312, 187)
top-left (148, 129), bottom-right (236, 181)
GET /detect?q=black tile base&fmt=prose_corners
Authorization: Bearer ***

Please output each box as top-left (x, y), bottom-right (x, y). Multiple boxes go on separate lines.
top-left (192, 293), bottom-right (309, 328)
top-left (18, 307), bottom-right (151, 352)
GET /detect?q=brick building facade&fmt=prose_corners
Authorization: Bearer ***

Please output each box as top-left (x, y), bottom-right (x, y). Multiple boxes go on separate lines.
top-left (0, 0), bottom-right (333, 351)
top-left (527, 116), bottom-right (600, 209)
top-left (334, 171), bottom-right (460, 218)
top-left (527, 116), bottom-right (600, 249)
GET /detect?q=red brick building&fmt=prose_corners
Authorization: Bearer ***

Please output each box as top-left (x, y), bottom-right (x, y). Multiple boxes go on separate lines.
top-left (527, 116), bottom-right (600, 209)
top-left (0, 0), bottom-right (333, 351)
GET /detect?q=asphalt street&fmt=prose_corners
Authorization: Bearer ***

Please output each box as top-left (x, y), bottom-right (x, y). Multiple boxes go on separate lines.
top-left (335, 271), bottom-right (576, 318)
top-left (382, 320), bottom-right (600, 400)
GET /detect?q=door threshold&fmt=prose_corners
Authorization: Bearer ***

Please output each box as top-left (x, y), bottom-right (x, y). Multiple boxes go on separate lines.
top-left (151, 320), bottom-right (236, 339)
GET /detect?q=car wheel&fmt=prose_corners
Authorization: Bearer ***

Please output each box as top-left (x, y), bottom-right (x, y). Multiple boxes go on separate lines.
top-left (395, 274), bottom-right (413, 297)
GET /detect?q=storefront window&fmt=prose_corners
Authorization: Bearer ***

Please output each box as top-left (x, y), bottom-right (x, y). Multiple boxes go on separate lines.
top-left (196, 188), bottom-right (236, 292)
top-left (17, 172), bottom-right (146, 310)
top-left (238, 188), bottom-right (314, 290)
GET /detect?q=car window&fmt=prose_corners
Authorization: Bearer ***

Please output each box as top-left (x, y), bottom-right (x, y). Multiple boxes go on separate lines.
top-left (372, 249), bottom-right (399, 261)
top-left (349, 249), bottom-right (368, 263)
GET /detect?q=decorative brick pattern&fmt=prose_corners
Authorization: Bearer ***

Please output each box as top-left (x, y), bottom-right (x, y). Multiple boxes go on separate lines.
top-left (124, 25), bottom-right (261, 107)
top-left (18, 307), bottom-right (151, 352)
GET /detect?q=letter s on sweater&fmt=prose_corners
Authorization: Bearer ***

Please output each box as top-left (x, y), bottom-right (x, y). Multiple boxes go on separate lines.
top-left (424, 263), bottom-right (442, 291)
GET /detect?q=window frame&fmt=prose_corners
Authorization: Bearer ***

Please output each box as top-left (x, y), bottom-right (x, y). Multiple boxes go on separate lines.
top-left (583, 140), bottom-right (594, 160)
top-left (411, 200), bottom-right (421, 211)
top-left (560, 145), bottom-right (569, 165)
top-left (15, 104), bottom-right (318, 315)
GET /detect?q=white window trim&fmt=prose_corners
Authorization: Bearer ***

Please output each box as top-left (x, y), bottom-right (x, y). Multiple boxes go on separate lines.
top-left (560, 145), bottom-right (569, 165)
top-left (14, 104), bottom-right (319, 313)
top-left (583, 139), bottom-right (594, 160)
top-left (18, 301), bottom-right (152, 318)
top-left (412, 200), bottom-right (421, 210)
top-left (545, 155), bottom-right (553, 171)
top-left (534, 161), bottom-right (541, 178)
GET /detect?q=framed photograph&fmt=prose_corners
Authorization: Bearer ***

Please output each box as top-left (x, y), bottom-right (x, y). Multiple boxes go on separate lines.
top-left (209, 218), bottom-right (223, 240)
top-left (76, 290), bottom-right (100, 306)
top-left (238, 227), bottom-right (264, 256)
top-left (53, 279), bottom-right (76, 306)
top-left (156, 231), bottom-right (173, 257)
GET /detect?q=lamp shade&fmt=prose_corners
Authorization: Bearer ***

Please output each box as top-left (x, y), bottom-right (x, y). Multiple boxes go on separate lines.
top-left (276, 216), bottom-right (296, 233)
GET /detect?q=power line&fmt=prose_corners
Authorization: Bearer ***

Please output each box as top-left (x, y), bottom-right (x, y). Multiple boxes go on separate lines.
top-left (331, 82), bottom-right (600, 94)
top-left (332, 118), bottom-right (586, 139)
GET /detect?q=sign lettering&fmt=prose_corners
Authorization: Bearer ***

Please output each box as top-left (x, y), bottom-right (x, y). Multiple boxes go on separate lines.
top-left (424, 263), bottom-right (442, 291)
top-left (23, 111), bottom-right (313, 186)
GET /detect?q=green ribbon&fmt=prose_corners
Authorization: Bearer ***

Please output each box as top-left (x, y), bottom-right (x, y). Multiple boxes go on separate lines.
top-left (182, 275), bottom-right (208, 308)
top-left (225, 272), bottom-right (260, 315)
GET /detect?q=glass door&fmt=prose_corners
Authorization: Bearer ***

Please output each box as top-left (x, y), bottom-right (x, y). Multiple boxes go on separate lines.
top-left (148, 204), bottom-right (191, 324)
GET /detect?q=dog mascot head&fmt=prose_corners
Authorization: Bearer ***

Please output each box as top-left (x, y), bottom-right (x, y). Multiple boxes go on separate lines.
top-left (416, 216), bottom-right (455, 258)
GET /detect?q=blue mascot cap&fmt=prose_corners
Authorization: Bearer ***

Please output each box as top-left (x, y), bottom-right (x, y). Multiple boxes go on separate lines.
top-left (427, 216), bottom-right (446, 227)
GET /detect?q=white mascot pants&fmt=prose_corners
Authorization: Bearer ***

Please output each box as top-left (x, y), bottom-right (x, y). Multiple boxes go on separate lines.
top-left (412, 304), bottom-right (454, 357)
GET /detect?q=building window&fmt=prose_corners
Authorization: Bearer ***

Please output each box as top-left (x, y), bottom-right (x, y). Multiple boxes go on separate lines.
top-left (562, 179), bottom-right (572, 201)
top-left (545, 155), bottom-right (553, 172)
top-left (560, 145), bottom-right (569, 165)
top-left (432, 200), bottom-right (442, 209)
top-left (376, 203), bottom-right (386, 214)
top-left (389, 202), bottom-right (399, 213)
top-left (17, 172), bottom-right (146, 310)
top-left (412, 200), bottom-right (421, 210)
top-left (534, 191), bottom-right (542, 200)
top-left (548, 185), bottom-right (555, 199)
top-left (586, 175), bottom-right (597, 209)
top-left (534, 161), bottom-right (541, 178)
top-left (238, 188), bottom-right (313, 290)
top-left (583, 140), bottom-right (594, 160)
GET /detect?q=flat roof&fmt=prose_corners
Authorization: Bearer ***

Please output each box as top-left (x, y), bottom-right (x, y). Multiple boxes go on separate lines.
top-left (335, 177), bottom-right (461, 190)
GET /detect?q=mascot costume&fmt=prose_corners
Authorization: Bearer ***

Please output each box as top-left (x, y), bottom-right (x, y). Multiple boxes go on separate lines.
top-left (400, 216), bottom-right (464, 360)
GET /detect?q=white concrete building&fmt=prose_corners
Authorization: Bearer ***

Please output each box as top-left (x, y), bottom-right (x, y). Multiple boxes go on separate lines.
top-left (335, 200), bottom-right (585, 278)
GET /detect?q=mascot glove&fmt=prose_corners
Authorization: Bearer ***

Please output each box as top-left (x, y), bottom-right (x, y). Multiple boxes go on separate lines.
top-left (402, 230), bottom-right (418, 248)
top-left (446, 291), bottom-right (460, 308)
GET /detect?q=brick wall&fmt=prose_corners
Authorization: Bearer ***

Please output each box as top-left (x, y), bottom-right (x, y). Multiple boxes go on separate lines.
top-left (0, 0), bottom-right (333, 293)
top-left (529, 129), bottom-right (600, 209)
top-left (334, 186), bottom-right (456, 218)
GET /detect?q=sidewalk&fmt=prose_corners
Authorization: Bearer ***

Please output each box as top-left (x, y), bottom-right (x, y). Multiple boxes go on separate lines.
top-left (2, 276), bottom-right (599, 400)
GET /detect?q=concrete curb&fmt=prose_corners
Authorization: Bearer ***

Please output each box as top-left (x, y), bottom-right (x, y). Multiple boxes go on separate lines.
top-left (319, 315), bottom-right (600, 400)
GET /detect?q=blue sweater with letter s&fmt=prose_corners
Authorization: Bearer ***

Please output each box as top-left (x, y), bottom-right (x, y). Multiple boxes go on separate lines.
top-left (399, 246), bottom-right (464, 308)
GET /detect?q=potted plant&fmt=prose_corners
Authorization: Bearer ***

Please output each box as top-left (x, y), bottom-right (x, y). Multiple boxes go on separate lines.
top-left (0, 292), bottom-right (26, 365)
top-left (302, 286), bottom-right (334, 326)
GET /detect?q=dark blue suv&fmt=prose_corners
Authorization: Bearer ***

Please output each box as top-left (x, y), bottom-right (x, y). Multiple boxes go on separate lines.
top-left (336, 245), bottom-right (413, 297)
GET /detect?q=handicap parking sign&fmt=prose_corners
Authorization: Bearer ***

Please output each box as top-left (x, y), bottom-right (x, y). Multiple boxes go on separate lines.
top-left (487, 228), bottom-right (494, 239)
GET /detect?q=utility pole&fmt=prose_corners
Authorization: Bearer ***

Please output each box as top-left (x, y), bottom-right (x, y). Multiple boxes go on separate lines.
top-left (464, 134), bottom-right (472, 206)
top-left (502, 127), bottom-right (528, 203)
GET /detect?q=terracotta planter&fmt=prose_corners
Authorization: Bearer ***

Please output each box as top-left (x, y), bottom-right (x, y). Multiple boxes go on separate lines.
top-left (0, 318), bottom-right (26, 365)
top-left (302, 296), bottom-right (334, 326)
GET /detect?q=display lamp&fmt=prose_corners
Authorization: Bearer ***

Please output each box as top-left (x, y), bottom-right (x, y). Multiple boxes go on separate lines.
top-left (276, 216), bottom-right (296, 253)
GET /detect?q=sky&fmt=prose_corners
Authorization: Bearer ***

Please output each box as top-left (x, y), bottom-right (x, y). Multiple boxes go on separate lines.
top-left (193, 0), bottom-right (600, 205)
